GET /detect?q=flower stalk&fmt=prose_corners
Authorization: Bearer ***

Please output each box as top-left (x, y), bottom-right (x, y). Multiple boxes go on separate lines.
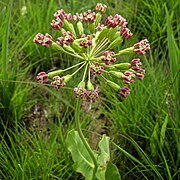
top-left (75, 97), bottom-right (98, 177)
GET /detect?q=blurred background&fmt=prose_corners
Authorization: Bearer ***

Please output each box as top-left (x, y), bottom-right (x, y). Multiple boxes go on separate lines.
top-left (0, 0), bottom-right (179, 179)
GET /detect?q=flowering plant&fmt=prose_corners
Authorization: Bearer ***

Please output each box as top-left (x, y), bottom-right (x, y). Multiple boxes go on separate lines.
top-left (34, 3), bottom-right (150, 179)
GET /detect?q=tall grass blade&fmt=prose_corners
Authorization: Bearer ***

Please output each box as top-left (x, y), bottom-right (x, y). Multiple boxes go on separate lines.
top-left (1, 0), bottom-right (13, 79)
top-left (160, 114), bottom-right (168, 147)
top-left (165, 5), bottom-right (180, 120)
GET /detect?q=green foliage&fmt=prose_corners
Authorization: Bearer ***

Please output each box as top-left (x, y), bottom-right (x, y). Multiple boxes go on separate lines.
top-left (66, 130), bottom-right (121, 180)
top-left (66, 129), bottom-right (96, 179)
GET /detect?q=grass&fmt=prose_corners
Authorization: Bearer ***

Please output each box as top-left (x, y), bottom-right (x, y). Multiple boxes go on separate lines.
top-left (0, 0), bottom-right (179, 179)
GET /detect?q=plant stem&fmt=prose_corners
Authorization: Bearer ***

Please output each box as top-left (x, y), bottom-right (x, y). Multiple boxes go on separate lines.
top-left (75, 97), bottom-right (98, 178)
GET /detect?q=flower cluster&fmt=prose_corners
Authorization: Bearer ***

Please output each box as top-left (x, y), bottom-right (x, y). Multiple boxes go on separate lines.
top-left (34, 33), bottom-right (52, 48)
top-left (74, 86), bottom-right (99, 103)
top-left (34, 3), bottom-right (150, 102)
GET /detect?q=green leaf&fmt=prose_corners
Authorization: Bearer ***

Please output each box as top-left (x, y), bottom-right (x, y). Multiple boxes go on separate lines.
top-left (150, 122), bottom-right (159, 156)
top-left (96, 135), bottom-right (110, 180)
top-left (105, 161), bottom-right (121, 180)
top-left (165, 5), bottom-right (180, 121)
top-left (66, 129), bottom-right (97, 180)
top-left (160, 114), bottom-right (168, 147)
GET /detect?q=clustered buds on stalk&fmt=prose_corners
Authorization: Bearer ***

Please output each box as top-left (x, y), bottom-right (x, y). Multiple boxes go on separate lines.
top-left (34, 3), bottom-right (150, 102)
top-left (84, 10), bottom-right (96, 23)
top-left (36, 72), bottom-right (48, 83)
top-left (134, 39), bottom-right (150, 55)
top-left (34, 33), bottom-right (52, 48)
top-left (80, 34), bottom-right (92, 48)
top-left (96, 3), bottom-right (107, 13)
top-left (74, 84), bottom-right (99, 103)
top-left (101, 51), bottom-right (116, 65)
top-left (56, 31), bottom-right (74, 46)
top-left (51, 76), bottom-right (65, 89)
top-left (90, 62), bottom-right (104, 76)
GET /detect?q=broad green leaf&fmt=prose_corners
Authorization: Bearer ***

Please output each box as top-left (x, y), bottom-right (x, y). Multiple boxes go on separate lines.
top-left (160, 114), bottom-right (168, 147)
top-left (105, 161), bottom-right (121, 180)
top-left (66, 129), bottom-right (97, 180)
top-left (96, 135), bottom-right (110, 180)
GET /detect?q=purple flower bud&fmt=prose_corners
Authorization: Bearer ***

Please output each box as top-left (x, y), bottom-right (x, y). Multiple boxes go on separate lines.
top-left (51, 18), bottom-right (64, 30)
top-left (105, 14), bottom-right (128, 28)
top-left (122, 71), bottom-right (135, 84)
top-left (90, 62), bottom-right (104, 76)
top-left (96, 3), bottom-right (107, 13)
top-left (73, 13), bottom-right (84, 22)
top-left (120, 27), bottom-right (133, 39)
top-left (51, 76), bottom-right (65, 89)
top-left (33, 33), bottom-right (53, 48)
top-left (130, 58), bottom-right (144, 72)
top-left (74, 86), bottom-right (85, 98)
top-left (134, 39), bottom-right (150, 55)
top-left (83, 89), bottom-right (99, 103)
top-left (54, 9), bottom-right (66, 20)
top-left (119, 87), bottom-right (130, 98)
top-left (84, 10), bottom-right (96, 23)
top-left (101, 51), bottom-right (116, 65)
top-left (36, 72), bottom-right (48, 83)
top-left (66, 13), bottom-right (72, 21)
top-left (56, 31), bottom-right (74, 46)
top-left (136, 73), bottom-right (144, 80)
top-left (96, 23), bottom-right (105, 31)
top-left (80, 34), bottom-right (92, 48)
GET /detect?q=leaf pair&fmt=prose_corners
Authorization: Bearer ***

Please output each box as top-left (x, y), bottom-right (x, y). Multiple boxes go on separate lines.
top-left (66, 129), bottom-right (121, 180)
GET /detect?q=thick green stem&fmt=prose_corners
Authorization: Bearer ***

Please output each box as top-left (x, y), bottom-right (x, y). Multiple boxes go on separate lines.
top-left (75, 97), bottom-right (98, 178)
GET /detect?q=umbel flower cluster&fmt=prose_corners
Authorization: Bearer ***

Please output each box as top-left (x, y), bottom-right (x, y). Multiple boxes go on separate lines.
top-left (34, 3), bottom-right (150, 102)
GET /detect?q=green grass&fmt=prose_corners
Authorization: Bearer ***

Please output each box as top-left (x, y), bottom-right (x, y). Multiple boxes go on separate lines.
top-left (0, 0), bottom-right (180, 179)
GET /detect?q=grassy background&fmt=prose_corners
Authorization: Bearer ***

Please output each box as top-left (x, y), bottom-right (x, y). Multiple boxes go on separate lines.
top-left (0, 0), bottom-right (179, 179)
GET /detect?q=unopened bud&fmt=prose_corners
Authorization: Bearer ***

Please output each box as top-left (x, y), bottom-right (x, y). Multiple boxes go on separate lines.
top-left (78, 81), bottom-right (86, 88)
top-left (87, 80), bottom-right (94, 91)
top-left (106, 80), bottom-right (120, 92)
top-left (96, 27), bottom-right (109, 41)
top-left (63, 74), bottom-right (72, 83)
top-left (94, 12), bottom-right (102, 26)
top-left (113, 63), bottom-right (131, 70)
top-left (63, 44), bottom-right (76, 53)
top-left (115, 47), bottom-right (134, 56)
top-left (77, 21), bottom-right (84, 35)
top-left (109, 71), bottom-right (123, 78)
top-left (71, 41), bottom-right (84, 53)
top-left (107, 26), bottom-right (119, 41)
top-left (51, 42), bottom-right (65, 52)
top-left (108, 36), bottom-right (123, 49)
top-left (48, 69), bottom-right (64, 78)
top-left (88, 23), bottom-right (95, 33)
top-left (63, 19), bottom-right (76, 37)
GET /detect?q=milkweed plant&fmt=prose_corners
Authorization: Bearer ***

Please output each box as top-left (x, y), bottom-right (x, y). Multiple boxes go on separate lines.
top-left (34, 3), bottom-right (150, 180)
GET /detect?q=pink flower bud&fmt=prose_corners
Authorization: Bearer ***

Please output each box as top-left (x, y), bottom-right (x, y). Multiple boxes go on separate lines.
top-left (90, 62), bottom-right (104, 76)
top-left (134, 39), bottom-right (150, 55)
top-left (36, 72), bottom-right (48, 83)
top-left (51, 18), bottom-right (64, 30)
top-left (84, 10), bottom-right (96, 23)
top-left (33, 33), bottom-right (52, 48)
top-left (73, 13), bottom-right (84, 22)
top-left (101, 51), bottom-right (116, 65)
top-left (56, 31), bottom-right (74, 46)
top-left (119, 87), bottom-right (130, 98)
top-left (80, 34), bottom-right (92, 48)
top-left (96, 3), bottom-right (107, 13)
top-left (51, 76), bottom-right (65, 89)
